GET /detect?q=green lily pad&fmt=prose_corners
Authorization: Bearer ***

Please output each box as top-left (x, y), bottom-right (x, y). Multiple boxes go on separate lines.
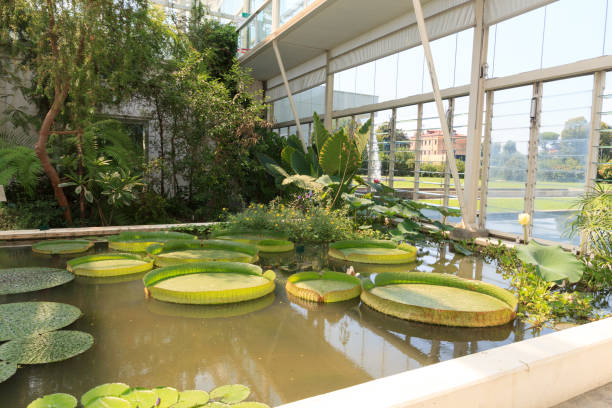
top-left (0, 267), bottom-right (74, 295)
top-left (121, 389), bottom-right (157, 407)
top-left (203, 403), bottom-right (230, 408)
top-left (153, 386), bottom-right (179, 407)
top-left (176, 390), bottom-right (209, 406)
top-left (169, 402), bottom-right (199, 408)
top-left (27, 393), bottom-right (77, 408)
top-left (0, 330), bottom-right (93, 364)
top-left (32, 240), bottom-right (94, 255)
top-left (0, 360), bottom-right (17, 383)
top-left (81, 383), bottom-right (130, 406)
top-left (84, 396), bottom-right (131, 408)
top-left (516, 240), bottom-right (584, 283)
top-left (210, 384), bottom-right (250, 404)
top-left (232, 403), bottom-right (271, 408)
top-left (0, 302), bottom-right (82, 341)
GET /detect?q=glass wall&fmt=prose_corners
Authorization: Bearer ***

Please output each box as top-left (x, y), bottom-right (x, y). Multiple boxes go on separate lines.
top-left (273, 85), bottom-right (325, 123)
top-left (599, 72), bottom-right (612, 184)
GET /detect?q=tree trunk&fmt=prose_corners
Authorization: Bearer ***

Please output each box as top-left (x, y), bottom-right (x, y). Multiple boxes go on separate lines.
top-left (35, 86), bottom-right (73, 224)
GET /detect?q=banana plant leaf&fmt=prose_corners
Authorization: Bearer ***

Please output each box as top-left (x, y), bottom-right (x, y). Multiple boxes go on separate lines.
top-left (255, 152), bottom-right (289, 180)
top-left (516, 240), bottom-right (584, 283)
top-left (0, 302), bottom-right (82, 341)
top-left (286, 134), bottom-right (305, 153)
top-left (290, 150), bottom-right (311, 175)
top-left (280, 145), bottom-right (296, 168)
top-left (26, 393), bottom-right (77, 408)
top-left (312, 112), bottom-right (330, 152)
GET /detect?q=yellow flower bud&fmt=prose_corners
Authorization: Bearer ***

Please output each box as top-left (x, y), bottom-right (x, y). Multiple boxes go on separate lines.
top-left (518, 213), bottom-right (531, 226)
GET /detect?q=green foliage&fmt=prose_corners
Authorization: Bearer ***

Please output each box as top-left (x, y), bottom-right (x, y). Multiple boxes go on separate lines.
top-left (27, 393), bottom-right (77, 408)
top-left (0, 146), bottom-right (42, 197)
top-left (516, 240), bottom-right (584, 284)
top-left (0, 302), bottom-right (81, 341)
top-left (0, 267), bottom-right (74, 295)
top-left (32, 239), bottom-right (93, 255)
top-left (0, 199), bottom-right (66, 229)
top-left (0, 330), bottom-right (93, 364)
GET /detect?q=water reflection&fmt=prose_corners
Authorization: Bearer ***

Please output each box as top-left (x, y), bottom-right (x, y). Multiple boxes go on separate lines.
top-left (0, 242), bottom-right (550, 407)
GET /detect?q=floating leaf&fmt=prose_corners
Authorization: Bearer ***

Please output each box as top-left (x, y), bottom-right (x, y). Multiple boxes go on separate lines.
top-left (176, 390), bottom-right (209, 406)
top-left (286, 271), bottom-right (361, 303)
top-left (209, 384), bottom-right (250, 404)
top-left (27, 393), bottom-right (77, 408)
top-left (516, 240), bottom-right (584, 283)
top-left (67, 254), bottom-right (154, 277)
top-left (121, 389), bottom-right (157, 408)
top-left (32, 240), bottom-right (93, 255)
top-left (0, 330), bottom-right (93, 364)
top-left (81, 383), bottom-right (130, 406)
top-left (0, 360), bottom-right (17, 383)
top-left (203, 402), bottom-right (230, 408)
top-left (232, 403), bottom-right (271, 408)
top-left (153, 386), bottom-right (179, 407)
top-left (0, 267), bottom-right (74, 295)
top-left (0, 302), bottom-right (82, 341)
top-left (84, 396), bottom-right (131, 408)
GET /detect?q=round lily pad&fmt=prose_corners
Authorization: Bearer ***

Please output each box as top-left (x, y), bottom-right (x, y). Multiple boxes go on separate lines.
top-left (0, 302), bottom-right (82, 341)
top-left (328, 240), bottom-right (417, 264)
top-left (0, 267), bottom-right (74, 295)
top-left (177, 390), bottom-right (209, 406)
top-left (32, 240), bottom-right (94, 255)
top-left (67, 253), bottom-right (154, 277)
top-left (0, 360), bottom-right (17, 383)
top-left (210, 384), bottom-right (250, 404)
top-left (148, 293), bottom-right (275, 319)
top-left (121, 389), bottom-right (157, 407)
top-left (212, 231), bottom-right (294, 253)
top-left (286, 271), bottom-right (361, 303)
top-left (0, 330), bottom-right (94, 364)
top-left (85, 396), bottom-right (131, 408)
top-left (147, 240), bottom-right (259, 267)
top-left (27, 393), bottom-right (77, 408)
top-left (81, 383), bottom-right (130, 406)
top-left (153, 386), bottom-right (179, 408)
top-left (232, 403), bottom-right (271, 408)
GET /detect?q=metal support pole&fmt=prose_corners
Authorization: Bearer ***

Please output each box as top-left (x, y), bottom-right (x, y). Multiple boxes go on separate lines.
top-left (272, 39), bottom-right (304, 150)
top-left (368, 112), bottom-right (375, 185)
top-left (271, 0), bottom-right (279, 30)
top-left (413, 103), bottom-right (423, 200)
top-left (524, 82), bottom-right (542, 240)
top-left (411, 0), bottom-right (466, 219)
top-left (388, 108), bottom-right (397, 188)
top-left (479, 90), bottom-right (494, 230)
top-left (463, 0), bottom-right (487, 230)
top-left (582, 71), bottom-right (605, 251)
top-left (325, 51), bottom-right (334, 131)
top-left (443, 99), bottom-right (454, 223)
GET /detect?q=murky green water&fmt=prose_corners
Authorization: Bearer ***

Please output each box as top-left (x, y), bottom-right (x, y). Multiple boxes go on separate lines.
top-left (0, 242), bottom-right (551, 407)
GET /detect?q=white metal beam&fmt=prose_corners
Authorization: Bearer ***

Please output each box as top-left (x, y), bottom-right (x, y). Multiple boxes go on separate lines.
top-left (411, 0), bottom-right (466, 217)
top-left (524, 82), bottom-right (542, 240)
top-left (324, 51), bottom-right (334, 131)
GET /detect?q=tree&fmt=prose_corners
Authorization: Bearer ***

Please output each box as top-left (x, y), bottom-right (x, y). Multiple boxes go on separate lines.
top-left (1, 0), bottom-right (166, 223)
top-left (503, 140), bottom-right (517, 154)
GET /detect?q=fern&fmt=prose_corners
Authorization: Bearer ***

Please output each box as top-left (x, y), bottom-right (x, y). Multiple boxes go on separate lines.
top-left (0, 146), bottom-right (43, 196)
top-left (82, 119), bottom-right (137, 171)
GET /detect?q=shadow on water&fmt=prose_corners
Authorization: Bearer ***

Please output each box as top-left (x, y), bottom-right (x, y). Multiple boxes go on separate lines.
top-left (0, 242), bottom-right (551, 406)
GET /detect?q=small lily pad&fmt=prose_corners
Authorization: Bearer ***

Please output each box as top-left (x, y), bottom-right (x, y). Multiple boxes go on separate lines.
top-left (0, 267), bottom-right (74, 295)
top-left (516, 240), bottom-right (584, 283)
top-left (232, 403), bottom-right (271, 408)
top-left (210, 385), bottom-right (250, 404)
top-left (0, 360), bottom-right (17, 383)
top-left (176, 390), bottom-right (209, 407)
top-left (0, 302), bottom-right (82, 341)
top-left (204, 403), bottom-right (230, 408)
top-left (27, 393), bottom-right (77, 408)
top-left (153, 386), bottom-right (179, 407)
top-left (121, 389), bottom-right (157, 407)
top-left (81, 383), bottom-right (130, 406)
top-left (32, 240), bottom-right (94, 255)
top-left (85, 396), bottom-right (131, 408)
top-left (0, 330), bottom-right (93, 364)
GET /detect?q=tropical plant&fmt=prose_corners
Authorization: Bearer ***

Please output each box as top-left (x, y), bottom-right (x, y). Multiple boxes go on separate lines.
top-left (31, 239), bottom-right (94, 255)
top-left (516, 240), bottom-right (584, 284)
top-left (569, 184), bottom-right (611, 260)
top-left (0, 146), bottom-right (43, 197)
top-left (0, 267), bottom-right (74, 295)
top-left (286, 270), bottom-right (361, 303)
top-left (66, 253), bottom-right (154, 277)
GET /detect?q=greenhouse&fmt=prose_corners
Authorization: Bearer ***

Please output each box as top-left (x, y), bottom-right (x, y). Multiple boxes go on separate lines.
top-left (0, 0), bottom-right (611, 407)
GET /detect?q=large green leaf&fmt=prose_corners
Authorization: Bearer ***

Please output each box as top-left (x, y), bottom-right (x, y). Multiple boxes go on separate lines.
top-left (176, 390), bottom-right (209, 406)
top-left (0, 267), bottom-right (74, 295)
top-left (209, 384), bottom-right (250, 404)
top-left (27, 393), bottom-right (77, 408)
top-left (289, 150), bottom-right (311, 175)
top-left (32, 240), bottom-right (94, 255)
top-left (254, 152), bottom-right (288, 180)
top-left (281, 175), bottom-right (321, 190)
top-left (341, 193), bottom-right (373, 208)
top-left (0, 302), bottom-right (82, 341)
top-left (81, 383), bottom-right (130, 406)
top-left (312, 112), bottom-right (330, 152)
top-left (0, 330), bottom-right (93, 364)
top-left (353, 119), bottom-right (371, 155)
top-left (286, 134), bottom-right (305, 153)
top-left (153, 386), bottom-right (180, 407)
top-left (280, 146), bottom-right (296, 168)
top-left (85, 396), bottom-right (131, 408)
top-left (319, 128), bottom-right (361, 176)
top-left (122, 389), bottom-right (157, 408)
top-left (67, 253), bottom-right (154, 277)
top-left (0, 360), bottom-right (17, 383)
top-left (516, 240), bottom-right (584, 283)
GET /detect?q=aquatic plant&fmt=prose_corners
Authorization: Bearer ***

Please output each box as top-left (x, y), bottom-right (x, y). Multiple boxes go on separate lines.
top-left (107, 230), bottom-right (197, 252)
top-left (286, 270), bottom-right (361, 303)
top-left (28, 383), bottom-right (270, 408)
top-left (146, 239), bottom-right (259, 266)
top-left (328, 240), bottom-right (417, 264)
top-left (0, 267), bottom-right (74, 295)
top-left (0, 330), bottom-right (93, 364)
top-left (211, 229), bottom-right (294, 253)
top-left (32, 239), bottom-right (94, 255)
top-left (0, 302), bottom-right (81, 341)
top-left (516, 240), bottom-right (584, 283)
top-left (67, 253), bottom-right (154, 277)
top-left (360, 271), bottom-right (518, 327)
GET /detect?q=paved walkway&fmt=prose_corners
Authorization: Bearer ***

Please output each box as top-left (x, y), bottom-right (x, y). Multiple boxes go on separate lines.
top-left (554, 383), bottom-right (612, 407)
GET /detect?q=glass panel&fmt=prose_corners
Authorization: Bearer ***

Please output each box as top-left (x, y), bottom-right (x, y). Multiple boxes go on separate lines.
top-left (599, 71), bottom-right (612, 183)
top-left (273, 85), bottom-right (325, 123)
top-left (453, 28), bottom-right (474, 87)
top-left (485, 86), bottom-right (532, 234)
top-left (423, 34), bottom-right (457, 93)
top-left (374, 53), bottom-right (399, 103)
top-left (397, 45), bottom-right (425, 98)
top-left (372, 110), bottom-right (393, 185)
top-left (533, 75), bottom-right (593, 244)
top-left (280, 0), bottom-right (314, 25)
top-left (394, 105), bottom-right (419, 190)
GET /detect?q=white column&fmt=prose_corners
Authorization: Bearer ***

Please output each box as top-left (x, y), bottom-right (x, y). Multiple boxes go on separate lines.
top-left (524, 82), bottom-right (542, 240)
top-left (324, 50), bottom-right (334, 131)
top-left (413, 103), bottom-right (423, 201)
top-left (479, 90), bottom-right (494, 230)
top-left (272, 0), bottom-right (280, 30)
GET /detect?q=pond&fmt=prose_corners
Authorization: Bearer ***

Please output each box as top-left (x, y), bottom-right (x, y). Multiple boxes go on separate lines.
top-left (0, 241), bottom-right (553, 407)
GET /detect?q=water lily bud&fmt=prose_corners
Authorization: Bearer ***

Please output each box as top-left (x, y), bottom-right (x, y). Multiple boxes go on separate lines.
top-left (518, 213), bottom-right (531, 226)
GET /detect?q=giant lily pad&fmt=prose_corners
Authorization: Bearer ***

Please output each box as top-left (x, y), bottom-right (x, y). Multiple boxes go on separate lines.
top-left (516, 240), bottom-right (584, 283)
top-left (361, 272), bottom-right (517, 327)
top-left (148, 294), bottom-right (275, 319)
top-left (67, 253), bottom-right (154, 277)
top-left (0, 267), bottom-right (74, 295)
top-left (0, 330), bottom-right (93, 364)
top-left (27, 393), bottom-right (77, 408)
top-left (0, 360), bottom-right (17, 383)
top-left (107, 231), bottom-right (197, 252)
top-left (32, 240), bottom-right (94, 255)
top-left (143, 262), bottom-right (276, 305)
top-left (147, 240), bottom-right (259, 267)
top-left (286, 271), bottom-right (361, 303)
top-left (232, 403), bottom-right (271, 408)
top-left (0, 302), bottom-right (82, 341)
top-left (81, 383), bottom-right (130, 406)
top-left (85, 396), bottom-right (131, 408)
top-left (211, 230), bottom-right (294, 253)
top-left (209, 384), bottom-right (250, 404)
